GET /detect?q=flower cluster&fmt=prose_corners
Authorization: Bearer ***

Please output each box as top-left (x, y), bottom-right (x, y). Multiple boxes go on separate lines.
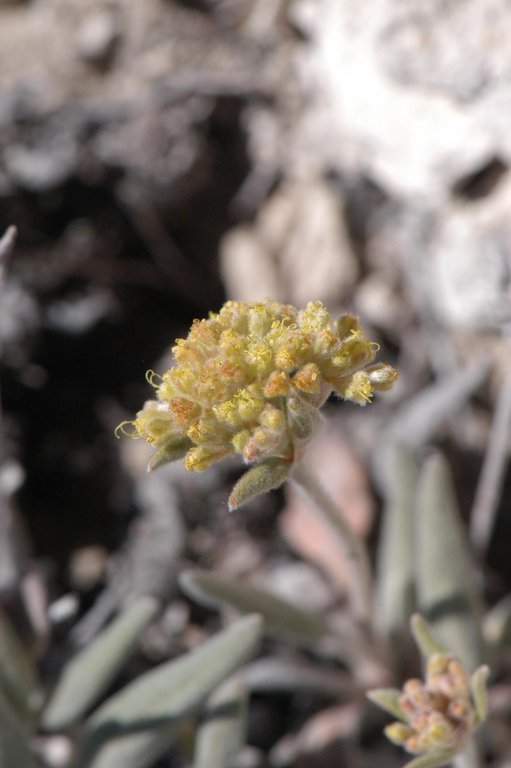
top-left (384, 653), bottom-right (486, 758)
top-left (118, 300), bottom-right (397, 477)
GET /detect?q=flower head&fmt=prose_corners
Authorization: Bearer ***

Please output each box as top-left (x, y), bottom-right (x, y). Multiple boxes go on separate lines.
top-left (368, 616), bottom-right (490, 768)
top-left (118, 300), bottom-right (397, 483)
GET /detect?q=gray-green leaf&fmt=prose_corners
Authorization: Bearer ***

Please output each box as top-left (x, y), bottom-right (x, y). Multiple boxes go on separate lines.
top-left (180, 570), bottom-right (331, 648)
top-left (0, 688), bottom-right (34, 768)
top-left (43, 596), bottom-right (160, 730)
top-left (0, 606), bottom-right (34, 723)
top-left (148, 438), bottom-right (193, 472)
top-left (192, 678), bottom-right (247, 768)
top-left (376, 442), bottom-right (418, 659)
top-left (74, 614), bottom-right (263, 768)
top-left (228, 459), bottom-right (292, 511)
top-left (415, 454), bottom-right (484, 670)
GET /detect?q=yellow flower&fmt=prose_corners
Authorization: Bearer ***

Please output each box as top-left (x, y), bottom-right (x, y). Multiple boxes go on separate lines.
top-left (118, 300), bottom-right (398, 474)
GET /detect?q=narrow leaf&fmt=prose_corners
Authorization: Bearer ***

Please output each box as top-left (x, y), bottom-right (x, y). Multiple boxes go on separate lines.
top-left (403, 752), bottom-right (454, 768)
top-left (376, 442), bottom-right (418, 655)
top-left (470, 665), bottom-right (490, 724)
top-left (148, 438), bottom-right (193, 472)
top-left (415, 454), bottom-right (484, 670)
top-left (483, 593), bottom-right (511, 648)
top-left (43, 596), bottom-right (160, 730)
top-left (74, 614), bottom-right (263, 768)
top-left (241, 658), bottom-right (351, 697)
top-left (410, 614), bottom-right (446, 658)
top-left (193, 678), bottom-right (247, 768)
top-left (180, 570), bottom-right (331, 648)
top-left (0, 688), bottom-right (34, 768)
top-left (0, 606), bottom-right (34, 723)
top-left (390, 361), bottom-right (488, 450)
top-left (228, 459), bottom-right (291, 511)
top-left (366, 688), bottom-right (406, 721)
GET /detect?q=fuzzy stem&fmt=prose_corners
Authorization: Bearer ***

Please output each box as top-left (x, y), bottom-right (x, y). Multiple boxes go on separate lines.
top-left (453, 738), bottom-right (481, 768)
top-left (291, 461), bottom-right (374, 629)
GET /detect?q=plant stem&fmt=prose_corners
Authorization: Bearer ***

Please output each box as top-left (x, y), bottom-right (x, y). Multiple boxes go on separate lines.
top-left (291, 461), bottom-right (374, 629)
top-left (453, 738), bottom-right (481, 768)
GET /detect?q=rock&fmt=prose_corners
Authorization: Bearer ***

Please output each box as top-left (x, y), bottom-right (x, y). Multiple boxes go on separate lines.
top-left (221, 178), bottom-right (358, 306)
top-left (77, 9), bottom-right (120, 70)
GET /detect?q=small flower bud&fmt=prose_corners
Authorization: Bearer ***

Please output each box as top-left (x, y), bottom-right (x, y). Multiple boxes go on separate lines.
top-left (292, 363), bottom-right (321, 394)
top-left (184, 446), bottom-right (232, 471)
top-left (334, 313), bottom-right (360, 339)
top-left (264, 371), bottom-right (290, 398)
top-left (341, 371), bottom-right (373, 405)
top-left (385, 722), bottom-right (413, 746)
top-left (260, 404), bottom-right (286, 435)
top-left (367, 363), bottom-right (399, 391)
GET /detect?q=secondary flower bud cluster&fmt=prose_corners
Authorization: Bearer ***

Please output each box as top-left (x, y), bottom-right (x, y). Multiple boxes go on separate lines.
top-left (384, 653), bottom-right (486, 758)
top-left (119, 300), bottom-right (397, 472)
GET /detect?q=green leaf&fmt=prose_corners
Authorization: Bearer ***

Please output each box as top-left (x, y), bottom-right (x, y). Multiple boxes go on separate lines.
top-left (376, 442), bottom-right (418, 656)
top-left (228, 459), bottom-right (292, 511)
top-left (241, 658), bottom-right (350, 697)
top-left (192, 678), bottom-right (247, 768)
top-left (74, 614), bottom-right (263, 768)
top-left (403, 752), bottom-right (454, 768)
top-left (148, 438), bottom-right (193, 472)
top-left (483, 593), bottom-right (511, 648)
top-left (410, 614), bottom-right (447, 658)
top-left (366, 688), bottom-right (406, 721)
top-left (415, 454), bottom-right (484, 670)
top-left (43, 596), bottom-right (160, 730)
top-left (180, 570), bottom-right (331, 648)
top-left (0, 688), bottom-right (34, 768)
top-left (0, 606), bottom-right (34, 723)
top-left (470, 665), bottom-right (490, 724)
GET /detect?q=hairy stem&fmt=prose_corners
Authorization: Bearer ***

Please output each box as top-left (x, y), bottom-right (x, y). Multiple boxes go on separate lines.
top-left (291, 461), bottom-right (374, 629)
top-left (453, 738), bottom-right (481, 768)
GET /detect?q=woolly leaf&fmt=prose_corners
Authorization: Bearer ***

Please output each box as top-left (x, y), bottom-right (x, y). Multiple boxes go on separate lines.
top-left (0, 689), bottom-right (34, 768)
top-left (403, 752), bottom-right (455, 768)
top-left (0, 607), bottom-right (34, 724)
top-left (415, 454), bottom-right (484, 670)
top-left (366, 688), bottom-right (406, 721)
top-left (180, 570), bottom-right (331, 648)
top-left (410, 614), bottom-right (447, 658)
top-left (470, 665), bottom-right (490, 724)
top-left (43, 596), bottom-right (160, 730)
top-left (376, 442), bottom-right (418, 657)
top-left (148, 438), bottom-right (193, 472)
top-left (192, 678), bottom-right (247, 768)
top-left (74, 615), bottom-right (263, 768)
top-left (228, 459), bottom-right (292, 511)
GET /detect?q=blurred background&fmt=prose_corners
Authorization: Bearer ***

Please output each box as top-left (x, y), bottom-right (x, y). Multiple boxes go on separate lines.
top-left (1, 1), bottom-right (511, 766)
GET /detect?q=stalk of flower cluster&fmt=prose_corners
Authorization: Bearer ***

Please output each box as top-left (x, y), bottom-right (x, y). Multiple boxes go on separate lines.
top-left (453, 738), bottom-right (481, 768)
top-left (292, 461), bottom-right (374, 629)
